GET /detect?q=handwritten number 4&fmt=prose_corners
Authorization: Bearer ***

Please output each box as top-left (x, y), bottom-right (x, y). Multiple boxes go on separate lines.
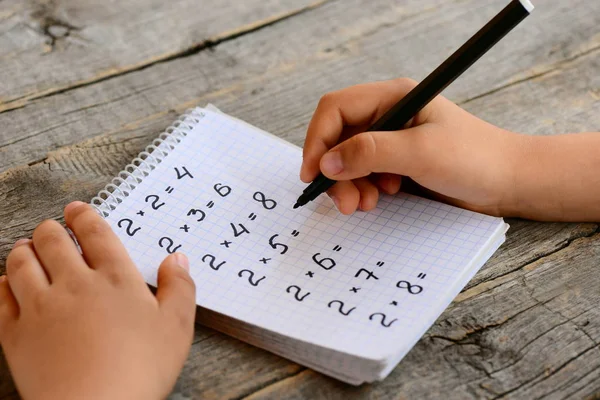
top-left (230, 223), bottom-right (250, 237)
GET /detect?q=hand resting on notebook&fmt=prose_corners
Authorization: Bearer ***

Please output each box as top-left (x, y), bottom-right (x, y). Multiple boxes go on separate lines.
top-left (301, 77), bottom-right (600, 221)
top-left (0, 202), bottom-right (196, 400)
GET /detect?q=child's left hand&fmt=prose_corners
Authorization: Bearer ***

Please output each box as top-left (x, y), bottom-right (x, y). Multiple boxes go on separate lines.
top-left (0, 202), bottom-right (196, 400)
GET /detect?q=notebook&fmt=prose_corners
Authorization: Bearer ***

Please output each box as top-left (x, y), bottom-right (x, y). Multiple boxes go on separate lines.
top-left (91, 106), bottom-right (508, 385)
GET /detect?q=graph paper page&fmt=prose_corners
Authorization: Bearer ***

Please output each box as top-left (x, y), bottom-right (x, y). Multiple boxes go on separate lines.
top-left (104, 108), bottom-right (506, 360)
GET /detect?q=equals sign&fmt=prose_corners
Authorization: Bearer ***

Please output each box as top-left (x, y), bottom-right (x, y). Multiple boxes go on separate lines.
top-left (333, 245), bottom-right (342, 252)
top-left (291, 230), bottom-right (300, 237)
top-left (165, 186), bottom-right (174, 194)
top-left (248, 213), bottom-right (257, 221)
top-left (206, 201), bottom-right (214, 208)
top-left (376, 261), bottom-right (385, 267)
top-left (417, 273), bottom-right (426, 279)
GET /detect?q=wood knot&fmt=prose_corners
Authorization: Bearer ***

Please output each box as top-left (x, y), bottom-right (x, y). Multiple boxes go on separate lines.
top-left (29, 4), bottom-right (81, 52)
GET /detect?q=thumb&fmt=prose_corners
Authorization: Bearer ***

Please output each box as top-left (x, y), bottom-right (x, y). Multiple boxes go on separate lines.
top-left (319, 128), bottom-right (429, 181)
top-left (156, 253), bottom-right (196, 334)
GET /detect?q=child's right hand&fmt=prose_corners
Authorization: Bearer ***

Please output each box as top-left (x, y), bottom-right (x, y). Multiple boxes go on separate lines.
top-left (300, 78), bottom-right (524, 216)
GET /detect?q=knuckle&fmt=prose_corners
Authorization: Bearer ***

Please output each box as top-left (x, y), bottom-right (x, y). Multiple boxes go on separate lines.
top-left (365, 181), bottom-right (379, 197)
top-left (78, 217), bottom-right (111, 237)
top-left (103, 268), bottom-right (126, 287)
top-left (6, 247), bottom-right (30, 276)
top-left (67, 203), bottom-right (93, 222)
top-left (353, 132), bottom-right (377, 162)
top-left (171, 304), bottom-right (195, 332)
top-left (61, 275), bottom-right (89, 296)
top-left (172, 269), bottom-right (196, 291)
top-left (32, 290), bottom-right (49, 315)
top-left (317, 91), bottom-right (337, 108)
top-left (70, 205), bottom-right (108, 234)
top-left (33, 220), bottom-right (63, 246)
top-left (395, 77), bottom-right (418, 89)
top-left (409, 129), bottom-right (436, 176)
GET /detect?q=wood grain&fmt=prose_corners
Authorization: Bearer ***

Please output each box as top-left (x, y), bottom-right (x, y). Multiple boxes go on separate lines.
top-left (2, 0), bottom-right (599, 172)
top-left (1, 0), bottom-right (599, 398)
top-left (0, 0), bottom-right (323, 111)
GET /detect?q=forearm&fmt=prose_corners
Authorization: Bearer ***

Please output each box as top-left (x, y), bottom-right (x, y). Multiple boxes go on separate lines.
top-left (507, 132), bottom-right (600, 221)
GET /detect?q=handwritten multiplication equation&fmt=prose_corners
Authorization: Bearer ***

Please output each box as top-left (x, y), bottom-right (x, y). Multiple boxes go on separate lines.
top-left (116, 165), bottom-right (430, 329)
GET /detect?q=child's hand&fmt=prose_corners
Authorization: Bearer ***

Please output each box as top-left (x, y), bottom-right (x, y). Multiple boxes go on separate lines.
top-left (0, 202), bottom-right (196, 400)
top-left (300, 78), bottom-right (523, 216)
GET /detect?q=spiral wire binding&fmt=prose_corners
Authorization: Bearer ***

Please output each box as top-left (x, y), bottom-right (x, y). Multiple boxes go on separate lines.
top-left (90, 108), bottom-right (206, 218)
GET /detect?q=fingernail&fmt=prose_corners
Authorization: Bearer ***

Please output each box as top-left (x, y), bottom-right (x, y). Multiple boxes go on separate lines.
top-left (13, 239), bottom-right (31, 249)
top-left (65, 201), bottom-right (86, 215)
top-left (175, 253), bottom-right (190, 272)
top-left (0, 275), bottom-right (6, 283)
top-left (320, 151), bottom-right (344, 176)
top-left (330, 195), bottom-right (341, 210)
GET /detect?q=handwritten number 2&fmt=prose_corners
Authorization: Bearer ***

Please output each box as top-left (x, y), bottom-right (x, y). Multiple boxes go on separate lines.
top-left (158, 237), bottom-right (182, 254)
top-left (286, 285), bottom-right (310, 302)
top-left (369, 312), bottom-right (397, 328)
top-left (328, 300), bottom-right (355, 316)
top-left (201, 254), bottom-right (226, 271)
top-left (145, 194), bottom-right (165, 210)
top-left (238, 269), bottom-right (266, 286)
top-left (117, 218), bottom-right (141, 237)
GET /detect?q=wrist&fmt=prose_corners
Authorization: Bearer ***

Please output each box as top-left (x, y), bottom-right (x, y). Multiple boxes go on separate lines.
top-left (496, 131), bottom-right (537, 218)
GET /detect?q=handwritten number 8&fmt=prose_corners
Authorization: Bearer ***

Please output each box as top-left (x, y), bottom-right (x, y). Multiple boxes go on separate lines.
top-left (396, 280), bottom-right (423, 295)
top-left (253, 191), bottom-right (277, 210)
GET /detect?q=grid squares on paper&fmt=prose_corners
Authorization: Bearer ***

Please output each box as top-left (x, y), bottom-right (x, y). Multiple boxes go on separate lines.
top-left (103, 109), bottom-right (505, 359)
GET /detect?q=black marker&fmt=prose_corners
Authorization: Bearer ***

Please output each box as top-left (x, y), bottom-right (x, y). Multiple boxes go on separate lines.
top-left (294, 0), bottom-right (534, 209)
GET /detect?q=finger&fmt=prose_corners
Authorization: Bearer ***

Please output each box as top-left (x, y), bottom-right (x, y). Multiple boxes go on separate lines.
top-left (326, 180), bottom-right (360, 215)
top-left (31, 219), bottom-right (88, 281)
top-left (319, 126), bottom-right (433, 181)
top-left (0, 276), bottom-right (19, 337)
top-left (354, 178), bottom-right (379, 211)
top-left (374, 173), bottom-right (402, 195)
top-left (301, 78), bottom-right (419, 182)
top-left (156, 253), bottom-right (196, 338)
top-left (6, 240), bottom-right (50, 304)
top-left (64, 202), bottom-right (138, 279)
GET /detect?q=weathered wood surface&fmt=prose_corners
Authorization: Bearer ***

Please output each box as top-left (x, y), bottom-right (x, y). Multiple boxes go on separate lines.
top-left (1, 0), bottom-right (599, 398)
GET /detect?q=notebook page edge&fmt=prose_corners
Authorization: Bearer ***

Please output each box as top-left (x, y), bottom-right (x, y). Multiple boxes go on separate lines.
top-left (376, 220), bottom-right (508, 380)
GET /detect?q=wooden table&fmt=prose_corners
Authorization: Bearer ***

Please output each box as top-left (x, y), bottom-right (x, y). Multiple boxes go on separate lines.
top-left (1, 0), bottom-right (599, 398)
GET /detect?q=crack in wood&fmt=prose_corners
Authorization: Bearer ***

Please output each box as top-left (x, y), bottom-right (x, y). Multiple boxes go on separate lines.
top-left (236, 367), bottom-right (308, 400)
top-left (541, 364), bottom-right (600, 400)
top-left (191, 331), bottom-right (218, 346)
top-left (0, 0), bottom-right (330, 114)
top-left (0, 118), bottom-right (80, 150)
top-left (457, 228), bottom-right (600, 303)
top-left (479, 305), bottom-right (589, 380)
top-left (489, 343), bottom-right (600, 400)
top-left (430, 301), bottom-right (541, 344)
top-left (459, 44), bottom-right (600, 106)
